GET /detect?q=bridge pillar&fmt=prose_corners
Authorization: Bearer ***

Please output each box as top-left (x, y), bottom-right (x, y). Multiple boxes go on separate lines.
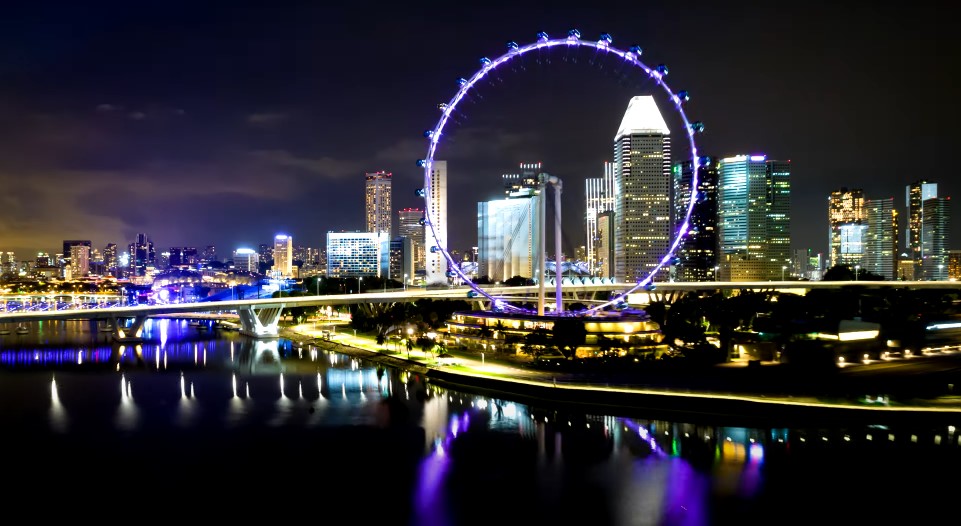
top-left (237, 304), bottom-right (285, 338)
top-left (111, 315), bottom-right (147, 343)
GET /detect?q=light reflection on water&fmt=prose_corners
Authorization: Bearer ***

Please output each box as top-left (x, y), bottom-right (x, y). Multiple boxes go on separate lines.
top-left (0, 319), bottom-right (959, 523)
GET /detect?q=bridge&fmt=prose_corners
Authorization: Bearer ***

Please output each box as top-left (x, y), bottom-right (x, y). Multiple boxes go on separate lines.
top-left (1, 280), bottom-right (959, 342)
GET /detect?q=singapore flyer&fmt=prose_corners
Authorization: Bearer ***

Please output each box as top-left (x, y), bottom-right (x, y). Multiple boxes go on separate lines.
top-left (417, 29), bottom-right (704, 318)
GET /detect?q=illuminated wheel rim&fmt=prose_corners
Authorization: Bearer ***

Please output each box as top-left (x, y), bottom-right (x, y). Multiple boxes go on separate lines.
top-left (419, 30), bottom-right (702, 315)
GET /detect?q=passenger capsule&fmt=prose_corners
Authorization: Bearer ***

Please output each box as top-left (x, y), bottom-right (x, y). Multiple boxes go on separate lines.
top-left (536, 31), bottom-right (549, 41)
top-left (677, 90), bottom-right (690, 102)
top-left (416, 159), bottom-right (427, 167)
top-left (430, 246), bottom-right (440, 253)
top-left (423, 130), bottom-right (433, 138)
top-left (418, 216), bottom-right (427, 226)
top-left (480, 57), bottom-right (492, 67)
top-left (457, 77), bottom-right (468, 86)
top-left (599, 33), bottom-right (613, 45)
top-left (655, 64), bottom-right (669, 76)
top-left (628, 45), bottom-right (643, 56)
top-left (567, 29), bottom-right (581, 39)
top-left (690, 121), bottom-right (705, 133)
top-left (507, 41), bottom-right (519, 51)
top-left (415, 188), bottom-right (426, 197)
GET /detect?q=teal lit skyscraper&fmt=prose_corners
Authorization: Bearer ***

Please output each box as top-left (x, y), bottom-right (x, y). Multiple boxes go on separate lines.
top-left (717, 155), bottom-right (790, 281)
top-left (921, 196), bottom-right (950, 280)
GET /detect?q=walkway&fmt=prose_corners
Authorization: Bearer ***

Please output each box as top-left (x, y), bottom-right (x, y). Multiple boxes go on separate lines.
top-left (284, 323), bottom-right (961, 418)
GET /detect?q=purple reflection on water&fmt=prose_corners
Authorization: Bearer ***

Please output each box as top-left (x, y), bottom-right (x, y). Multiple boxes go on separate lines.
top-left (664, 457), bottom-right (709, 526)
top-left (414, 411), bottom-right (471, 526)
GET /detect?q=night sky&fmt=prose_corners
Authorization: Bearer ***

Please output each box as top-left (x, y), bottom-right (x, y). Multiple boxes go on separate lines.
top-left (1, 2), bottom-right (957, 262)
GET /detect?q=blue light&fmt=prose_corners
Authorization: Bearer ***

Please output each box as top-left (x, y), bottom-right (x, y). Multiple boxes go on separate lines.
top-left (655, 64), bottom-right (669, 76)
top-left (416, 159), bottom-right (427, 167)
top-left (423, 130), bottom-right (433, 138)
top-left (507, 41), bottom-right (519, 51)
top-left (567, 29), bottom-right (581, 39)
top-left (629, 45), bottom-right (643, 56)
top-left (536, 31), bottom-right (549, 41)
top-left (457, 77), bottom-right (468, 86)
top-left (677, 90), bottom-right (690, 102)
top-left (415, 188), bottom-right (426, 198)
top-left (599, 33), bottom-right (613, 44)
top-left (480, 57), bottom-right (492, 67)
top-left (689, 121), bottom-right (705, 133)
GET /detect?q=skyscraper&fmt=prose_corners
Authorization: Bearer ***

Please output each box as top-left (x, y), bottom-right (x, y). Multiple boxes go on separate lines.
top-left (365, 171), bottom-right (392, 236)
top-left (921, 196), bottom-right (950, 280)
top-left (828, 188), bottom-right (866, 268)
top-left (613, 96), bottom-right (671, 283)
top-left (865, 197), bottom-right (898, 280)
top-left (232, 248), bottom-right (259, 272)
top-left (104, 243), bottom-right (118, 277)
top-left (477, 189), bottom-right (541, 282)
top-left (327, 231), bottom-right (390, 278)
top-left (272, 234), bottom-right (293, 278)
top-left (129, 234), bottom-right (154, 277)
top-left (398, 208), bottom-right (426, 278)
top-left (672, 156), bottom-right (719, 281)
top-left (202, 245), bottom-right (216, 264)
top-left (717, 155), bottom-right (791, 281)
top-left (906, 180), bottom-right (938, 275)
top-left (62, 240), bottom-right (91, 268)
top-left (426, 160), bottom-right (448, 285)
top-left (585, 161), bottom-right (616, 276)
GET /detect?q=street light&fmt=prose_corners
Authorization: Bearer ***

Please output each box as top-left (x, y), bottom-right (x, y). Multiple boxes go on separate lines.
top-left (939, 264), bottom-right (945, 281)
top-left (714, 265), bottom-right (720, 282)
top-left (406, 327), bottom-right (413, 360)
top-left (855, 264), bottom-right (860, 281)
top-left (781, 265), bottom-right (787, 281)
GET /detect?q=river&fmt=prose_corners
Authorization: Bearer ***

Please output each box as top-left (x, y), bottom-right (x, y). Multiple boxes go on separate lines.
top-left (0, 318), bottom-right (957, 524)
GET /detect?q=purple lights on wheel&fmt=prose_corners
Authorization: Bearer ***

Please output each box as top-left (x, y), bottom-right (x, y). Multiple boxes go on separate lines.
top-left (420, 30), bottom-right (702, 315)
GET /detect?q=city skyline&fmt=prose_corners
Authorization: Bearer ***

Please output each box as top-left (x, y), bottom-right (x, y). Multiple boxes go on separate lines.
top-left (0, 3), bottom-right (956, 261)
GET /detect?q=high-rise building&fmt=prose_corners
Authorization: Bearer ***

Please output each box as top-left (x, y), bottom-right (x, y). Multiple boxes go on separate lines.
top-left (390, 237), bottom-right (415, 284)
top-left (398, 208), bottom-right (426, 278)
top-left (717, 155), bottom-right (791, 281)
top-left (586, 161), bottom-right (616, 276)
top-left (948, 249), bottom-right (961, 281)
top-left (426, 160), bottom-right (448, 284)
top-left (202, 245), bottom-right (216, 264)
top-left (129, 234), bottom-right (154, 276)
top-left (365, 171), bottom-right (392, 236)
top-left (35, 252), bottom-right (52, 267)
top-left (906, 180), bottom-right (938, 275)
top-left (477, 191), bottom-right (541, 282)
top-left (921, 196), bottom-right (950, 280)
top-left (272, 234), bottom-right (293, 278)
top-left (828, 188), bottom-right (866, 268)
top-left (232, 248), bottom-right (259, 272)
top-left (258, 243), bottom-right (273, 267)
top-left (103, 243), bottom-right (118, 277)
top-left (503, 163), bottom-right (542, 196)
top-left (864, 197), bottom-right (898, 280)
top-left (61, 240), bottom-right (91, 268)
top-left (596, 211), bottom-right (614, 278)
top-left (69, 245), bottom-right (90, 278)
top-left (672, 156), bottom-right (719, 282)
top-left (613, 96), bottom-right (671, 283)
top-left (326, 231), bottom-right (390, 278)
top-left (1, 251), bottom-right (16, 274)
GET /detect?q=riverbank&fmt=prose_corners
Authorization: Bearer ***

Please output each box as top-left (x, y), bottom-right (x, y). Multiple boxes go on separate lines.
top-left (277, 326), bottom-right (961, 426)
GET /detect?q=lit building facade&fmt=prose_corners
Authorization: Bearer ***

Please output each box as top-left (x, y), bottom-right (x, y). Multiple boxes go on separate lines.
top-left (828, 188), bottom-right (866, 268)
top-left (272, 234), bottom-right (293, 278)
top-left (326, 231), bottom-right (390, 278)
top-left (389, 237), bottom-right (415, 284)
top-left (232, 248), bottom-right (259, 272)
top-left (586, 161), bottom-right (616, 276)
top-left (128, 234), bottom-right (154, 277)
top-left (426, 160), bottom-right (448, 284)
top-left (921, 196), bottom-right (950, 281)
top-left (365, 171), bottom-right (392, 236)
top-left (864, 197), bottom-right (898, 280)
top-left (613, 96), bottom-right (671, 283)
top-left (477, 192), bottom-right (541, 282)
top-left (717, 155), bottom-right (791, 281)
top-left (68, 245), bottom-right (89, 278)
top-left (62, 240), bottom-right (91, 269)
top-left (906, 180), bottom-right (938, 275)
top-left (948, 249), bottom-right (961, 281)
top-left (596, 211), bottom-right (614, 278)
top-left (398, 208), bottom-right (426, 279)
top-left (672, 156), bottom-right (719, 282)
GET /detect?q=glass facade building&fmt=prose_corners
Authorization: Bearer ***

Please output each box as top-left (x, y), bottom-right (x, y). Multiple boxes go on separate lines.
top-left (326, 231), bottom-right (390, 278)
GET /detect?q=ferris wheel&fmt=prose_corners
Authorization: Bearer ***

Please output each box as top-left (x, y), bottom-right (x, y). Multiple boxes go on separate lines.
top-left (416, 29), bottom-right (704, 316)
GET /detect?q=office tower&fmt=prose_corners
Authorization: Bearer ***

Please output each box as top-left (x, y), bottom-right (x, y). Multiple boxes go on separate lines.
top-left (921, 196), bottom-right (950, 280)
top-left (103, 243), bottom-right (118, 277)
top-left (202, 245), bottom-right (216, 264)
top-left (477, 189), bottom-right (542, 282)
top-left (717, 155), bottom-right (791, 281)
top-left (426, 160), bottom-right (448, 284)
top-left (398, 208), bottom-right (426, 277)
top-left (864, 197), bottom-right (898, 280)
top-left (258, 243), bottom-right (273, 267)
top-left (596, 211), bottom-right (614, 278)
top-left (169, 248), bottom-right (183, 268)
top-left (613, 95), bottom-right (671, 283)
top-left (948, 249), bottom-right (961, 281)
top-left (326, 231), bottom-right (390, 278)
top-left (586, 161), bottom-right (616, 275)
top-left (1, 251), bottom-right (15, 274)
top-left (183, 247), bottom-right (198, 266)
top-left (69, 245), bottom-right (90, 277)
top-left (129, 234), bottom-right (154, 276)
top-left (767, 159), bottom-right (792, 273)
top-left (365, 171), bottom-right (392, 236)
top-left (390, 237), bottom-right (415, 285)
top-left (232, 248), bottom-right (259, 272)
top-left (906, 180), bottom-right (938, 275)
top-left (36, 252), bottom-right (52, 267)
top-left (672, 156), bottom-right (719, 282)
top-left (828, 188), bottom-right (866, 268)
top-left (158, 251), bottom-right (171, 270)
top-left (272, 234), bottom-right (293, 278)
top-left (61, 240), bottom-right (91, 268)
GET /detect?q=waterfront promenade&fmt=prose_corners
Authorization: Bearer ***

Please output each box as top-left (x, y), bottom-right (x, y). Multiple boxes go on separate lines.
top-left (281, 323), bottom-right (961, 427)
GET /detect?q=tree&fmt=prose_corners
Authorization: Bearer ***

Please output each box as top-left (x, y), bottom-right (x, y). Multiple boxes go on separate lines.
top-left (552, 318), bottom-right (587, 360)
top-left (522, 328), bottom-right (553, 358)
